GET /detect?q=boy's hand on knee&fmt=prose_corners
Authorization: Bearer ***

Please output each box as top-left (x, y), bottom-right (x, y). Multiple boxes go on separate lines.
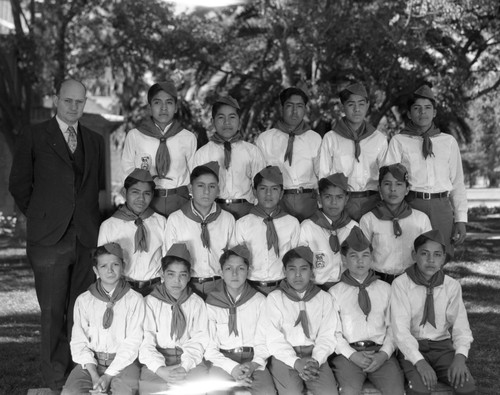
top-left (94, 373), bottom-right (112, 392)
top-left (363, 351), bottom-right (388, 373)
top-left (447, 354), bottom-right (470, 389)
top-left (349, 351), bottom-right (372, 369)
top-left (294, 358), bottom-right (317, 381)
top-left (156, 365), bottom-right (187, 383)
top-left (415, 359), bottom-right (437, 390)
top-left (231, 364), bottom-right (253, 386)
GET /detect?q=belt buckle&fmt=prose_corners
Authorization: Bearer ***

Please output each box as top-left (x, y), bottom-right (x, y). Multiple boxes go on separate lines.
top-left (234, 347), bottom-right (243, 353)
top-left (156, 189), bottom-right (168, 197)
top-left (423, 192), bottom-right (431, 200)
top-left (297, 187), bottom-right (303, 194)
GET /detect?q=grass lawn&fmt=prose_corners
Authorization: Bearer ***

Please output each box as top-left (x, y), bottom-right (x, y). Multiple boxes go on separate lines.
top-left (0, 221), bottom-right (499, 395)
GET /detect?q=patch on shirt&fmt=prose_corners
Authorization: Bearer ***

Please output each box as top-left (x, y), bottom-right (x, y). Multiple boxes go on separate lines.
top-left (139, 154), bottom-right (152, 171)
top-left (314, 252), bottom-right (326, 269)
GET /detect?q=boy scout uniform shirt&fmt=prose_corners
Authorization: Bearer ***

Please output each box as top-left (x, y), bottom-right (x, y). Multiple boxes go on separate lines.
top-left (262, 289), bottom-right (338, 368)
top-left (70, 289), bottom-right (145, 377)
top-left (234, 213), bottom-right (300, 281)
top-left (359, 210), bottom-right (432, 275)
top-left (193, 140), bottom-right (266, 204)
top-left (390, 273), bottom-right (473, 365)
top-left (166, 204), bottom-right (235, 278)
top-left (299, 217), bottom-right (358, 283)
top-left (256, 128), bottom-right (321, 189)
top-left (318, 129), bottom-right (388, 191)
top-left (205, 292), bottom-right (269, 374)
top-left (329, 280), bottom-right (395, 359)
top-left (98, 212), bottom-right (168, 281)
top-left (384, 133), bottom-right (468, 223)
top-left (139, 292), bottom-right (209, 373)
top-left (121, 127), bottom-right (196, 189)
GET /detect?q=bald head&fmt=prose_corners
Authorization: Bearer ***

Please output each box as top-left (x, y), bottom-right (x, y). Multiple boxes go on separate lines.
top-left (54, 79), bottom-right (87, 125)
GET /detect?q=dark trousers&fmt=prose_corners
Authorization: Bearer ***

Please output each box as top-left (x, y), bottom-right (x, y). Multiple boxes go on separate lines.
top-left (346, 193), bottom-right (380, 222)
top-left (218, 200), bottom-right (254, 220)
top-left (27, 224), bottom-right (95, 390)
top-left (281, 192), bottom-right (317, 222)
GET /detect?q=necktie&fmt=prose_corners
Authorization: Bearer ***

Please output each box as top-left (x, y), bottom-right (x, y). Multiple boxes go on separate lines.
top-left (67, 126), bottom-right (77, 153)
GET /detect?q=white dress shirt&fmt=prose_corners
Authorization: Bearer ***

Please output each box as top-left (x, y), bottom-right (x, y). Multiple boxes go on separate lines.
top-left (193, 140), bottom-right (266, 203)
top-left (139, 292), bottom-right (209, 373)
top-left (256, 128), bottom-right (321, 189)
top-left (70, 289), bottom-right (145, 377)
top-left (234, 213), bottom-right (300, 281)
top-left (56, 116), bottom-right (78, 143)
top-left (359, 210), bottom-right (432, 274)
top-left (391, 273), bottom-right (473, 365)
top-left (318, 129), bottom-right (388, 191)
top-left (384, 133), bottom-right (468, 222)
top-left (330, 279), bottom-right (394, 359)
top-left (98, 212), bottom-right (168, 281)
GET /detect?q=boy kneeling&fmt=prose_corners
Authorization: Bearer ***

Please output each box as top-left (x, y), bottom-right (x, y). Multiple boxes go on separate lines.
top-left (391, 230), bottom-right (475, 394)
top-left (62, 243), bottom-right (145, 395)
top-left (330, 227), bottom-right (404, 394)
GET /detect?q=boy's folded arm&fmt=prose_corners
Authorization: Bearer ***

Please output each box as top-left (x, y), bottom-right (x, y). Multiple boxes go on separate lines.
top-left (70, 297), bottom-right (98, 367)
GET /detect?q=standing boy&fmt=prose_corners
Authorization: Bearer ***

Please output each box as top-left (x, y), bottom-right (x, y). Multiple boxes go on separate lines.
top-left (319, 82), bottom-right (387, 221)
top-left (122, 80), bottom-right (197, 216)
top-left (63, 243), bottom-right (145, 395)
top-left (194, 96), bottom-right (266, 219)
top-left (384, 84), bottom-right (467, 256)
top-left (360, 164), bottom-right (432, 283)
top-left (330, 227), bottom-right (404, 395)
top-left (98, 168), bottom-right (168, 296)
top-left (299, 173), bottom-right (358, 290)
top-left (139, 243), bottom-right (209, 394)
top-left (391, 230), bottom-right (475, 395)
top-left (256, 87), bottom-right (321, 221)
top-left (205, 245), bottom-right (276, 394)
top-left (234, 166), bottom-right (300, 295)
top-left (166, 162), bottom-right (235, 297)
top-left (263, 246), bottom-right (339, 395)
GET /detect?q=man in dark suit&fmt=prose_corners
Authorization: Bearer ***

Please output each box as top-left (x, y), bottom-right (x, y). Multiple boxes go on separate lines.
top-left (9, 79), bottom-right (105, 391)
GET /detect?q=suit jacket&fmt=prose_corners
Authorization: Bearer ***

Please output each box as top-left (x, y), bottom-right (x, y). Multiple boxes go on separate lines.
top-left (9, 117), bottom-right (105, 247)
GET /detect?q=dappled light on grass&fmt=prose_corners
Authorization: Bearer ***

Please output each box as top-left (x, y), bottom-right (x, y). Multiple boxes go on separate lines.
top-left (153, 378), bottom-right (240, 394)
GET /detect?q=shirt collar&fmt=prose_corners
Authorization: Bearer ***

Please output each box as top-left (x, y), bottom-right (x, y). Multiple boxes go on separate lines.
top-left (190, 200), bottom-right (217, 220)
top-left (56, 115), bottom-right (78, 134)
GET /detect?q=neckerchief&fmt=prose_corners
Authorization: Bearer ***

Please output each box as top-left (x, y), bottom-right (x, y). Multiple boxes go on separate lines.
top-left (249, 205), bottom-right (288, 256)
top-left (150, 282), bottom-right (193, 340)
top-left (88, 278), bottom-right (131, 329)
top-left (112, 205), bottom-right (155, 252)
top-left (309, 210), bottom-right (352, 253)
top-left (371, 200), bottom-right (412, 238)
top-left (278, 280), bottom-right (321, 338)
top-left (333, 118), bottom-right (376, 162)
top-left (211, 131), bottom-right (243, 169)
top-left (137, 117), bottom-right (184, 177)
top-left (180, 201), bottom-right (222, 250)
top-left (405, 264), bottom-right (444, 328)
top-left (400, 121), bottom-right (440, 159)
top-left (206, 281), bottom-right (257, 337)
top-left (340, 270), bottom-right (379, 318)
top-left (275, 119), bottom-right (310, 166)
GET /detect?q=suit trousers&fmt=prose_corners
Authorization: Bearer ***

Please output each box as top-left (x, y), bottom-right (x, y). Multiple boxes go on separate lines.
top-left (27, 222), bottom-right (95, 390)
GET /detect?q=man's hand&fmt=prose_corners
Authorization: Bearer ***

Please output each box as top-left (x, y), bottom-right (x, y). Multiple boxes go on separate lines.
top-left (231, 363), bottom-right (254, 386)
top-left (415, 359), bottom-right (437, 390)
top-left (363, 351), bottom-right (388, 373)
top-left (94, 373), bottom-right (112, 393)
top-left (349, 351), bottom-right (373, 370)
top-left (155, 365), bottom-right (187, 383)
top-left (294, 358), bottom-right (319, 381)
top-left (452, 222), bottom-right (466, 246)
top-left (447, 354), bottom-right (471, 389)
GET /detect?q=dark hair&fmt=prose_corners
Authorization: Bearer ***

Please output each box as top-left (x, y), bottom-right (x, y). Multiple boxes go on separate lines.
top-left (282, 249), bottom-right (312, 268)
top-left (190, 166), bottom-right (219, 184)
top-left (211, 102), bottom-right (241, 119)
top-left (219, 250), bottom-right (249, 268)
top-left (378, 166), bottom-right (410, 187)
top-left (92, 246), bottom-right (123, 267)
top-left (124, 176), bottom-right (155, 191)
top-left (340, 243), bottom-right (373, 257)
top-left (318, 178), bottom-right (349, 195)
top-left (338, 89), bottom-right (369, 104)
top-left (413, 235), bottom-right (445, 254)
top-left (147, 83), bottom-right (178, 105)
top-left (161, 256), bottom-right (191, 273)
top-left (279, 87), bottom-right (308, 106)
top-left (253, 172), bottom-right (283, 190)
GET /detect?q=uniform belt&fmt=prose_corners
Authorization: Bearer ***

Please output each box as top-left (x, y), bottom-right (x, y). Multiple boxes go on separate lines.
top-left (408, 191), bottom-right (450, 200)
top-left (216, 198), bottom-right (248, 204)
top-left (191, 276), bottom-right (221, 284)
top-left (293, 345), bottom-right (314, 358)
top-left (94, 352), bottom-right (116, 367)
top-left (283, 188), bottom-right (314, 195)
top-left (154, 185), bottom-right (188, 197)
top-left (248, 279), bottom-right (282, 287)
top-left (128, 277), bottom-right (161, 289)
top-left (220, 347), bottom-right (254, 354)
top-left (349, 190), bottom-right (378, 198)
top-left (349, 341), bottom-right (381, 351)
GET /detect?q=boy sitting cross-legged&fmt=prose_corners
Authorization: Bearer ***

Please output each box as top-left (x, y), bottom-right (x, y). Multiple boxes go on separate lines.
top-left (329, 226), bottom-right (404, 395)
top-left (263, 246), bottom-right (339, 395)
top-left (391, 230), bottom-right (475, 395)
top-left (138, 243), bottom-right (209, 395)
top-left (205, 244), bottom-right (276, 394)
top-left (62, 243), bottom-right (145, 395)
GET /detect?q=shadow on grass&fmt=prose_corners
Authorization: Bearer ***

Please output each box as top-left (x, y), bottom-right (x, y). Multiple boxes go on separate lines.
top-left (454, 239), bottom-right (500, 263)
